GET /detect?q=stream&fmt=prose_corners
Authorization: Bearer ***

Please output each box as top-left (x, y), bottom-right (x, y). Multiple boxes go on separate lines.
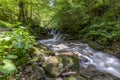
top-left (39, 31), bottom-right (120, 79)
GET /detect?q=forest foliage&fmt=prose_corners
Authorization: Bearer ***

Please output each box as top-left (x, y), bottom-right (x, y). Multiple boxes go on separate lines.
top-left (0, 0), bottom-right (120, 78)
top-left (0, 28), bottom-right (35, 75)
top-left (50, 0), bottom-right (120, 44)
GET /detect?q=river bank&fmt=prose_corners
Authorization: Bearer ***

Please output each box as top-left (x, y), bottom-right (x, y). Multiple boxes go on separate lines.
top-left (18, 42), bottom-right (119, 80)
top-left (1, 28), bottom-right (120, 80)
top-left (24, 34), bottom-right (120, 80)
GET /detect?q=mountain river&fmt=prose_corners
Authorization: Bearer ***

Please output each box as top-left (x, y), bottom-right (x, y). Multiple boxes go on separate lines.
top-left (39, 31), bottom-right (120, 79)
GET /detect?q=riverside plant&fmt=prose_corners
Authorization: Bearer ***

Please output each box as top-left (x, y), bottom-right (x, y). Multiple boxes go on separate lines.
top-left (0, 27), bottom-right (35, 74)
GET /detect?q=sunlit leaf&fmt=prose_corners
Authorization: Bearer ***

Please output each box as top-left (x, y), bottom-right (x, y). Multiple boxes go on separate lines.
top-left (4, 36), bottom-right (11, 41)
top-left (0, 59), bottom-right (16, 74)
top-left (6, 55), bottom-right (18, 59)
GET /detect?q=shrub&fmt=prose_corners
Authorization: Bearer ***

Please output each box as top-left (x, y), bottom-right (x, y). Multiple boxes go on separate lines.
top-left (0, 20), bottom-right (13, 28)
top-left (0, 27), bottom-right (35, 74)
top-left (81, 21), bottom-right (120, 44)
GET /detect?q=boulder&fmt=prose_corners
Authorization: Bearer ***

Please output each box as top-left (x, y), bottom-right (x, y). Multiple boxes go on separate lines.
top-left (42, 55), bottom-right (80, 78)
top-left (42, 56), bottom-right (64, 77)
top-left (58, 55), bottom-right (79, 72)
top-left (24, 65), bottom-right (46, 80)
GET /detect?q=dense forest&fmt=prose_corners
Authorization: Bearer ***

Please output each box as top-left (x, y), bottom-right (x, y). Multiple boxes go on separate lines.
top-left (0, 0), bottom-right (120, 80)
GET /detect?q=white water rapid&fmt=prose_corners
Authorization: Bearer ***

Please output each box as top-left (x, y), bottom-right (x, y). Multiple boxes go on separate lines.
top-left (39, 30), bottom-right (120, 78)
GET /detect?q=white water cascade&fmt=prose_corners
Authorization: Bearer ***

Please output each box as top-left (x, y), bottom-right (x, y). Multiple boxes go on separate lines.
top-left (40, 29), bottom-right (63, 43)
top-left (39, 30), bottom-right (120, 78)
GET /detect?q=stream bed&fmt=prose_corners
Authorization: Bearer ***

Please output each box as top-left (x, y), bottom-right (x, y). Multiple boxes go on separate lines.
top-left (39, 32), bottom-right (120, 80)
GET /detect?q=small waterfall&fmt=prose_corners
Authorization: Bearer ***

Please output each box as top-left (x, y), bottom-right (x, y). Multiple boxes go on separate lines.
top-left (40, 29), bottom-right (63, 43)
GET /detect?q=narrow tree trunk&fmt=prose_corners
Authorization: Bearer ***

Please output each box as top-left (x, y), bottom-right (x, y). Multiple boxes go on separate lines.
top-left (30, 1), bottom-right (33, 19)
top-left (18, 0), bottom-right (25, 23)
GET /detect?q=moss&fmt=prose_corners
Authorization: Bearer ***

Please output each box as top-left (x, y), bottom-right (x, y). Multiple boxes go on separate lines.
top-left (88, 41), bottom-right (105, 51)
top-left (32, 56), bottom-right (42, 62)
top-left (44, 51), bottom-right (55, 56)
top-left (42, 55), bottom-right (79, 77)
top-left (42, 56), bottom-right (63, 77)
top-left (64, 74), bottom-right (87, 80)
top-left (32, 47), bottom-right (43, 55)
top-left (59, 55), bottom-right (79, 72)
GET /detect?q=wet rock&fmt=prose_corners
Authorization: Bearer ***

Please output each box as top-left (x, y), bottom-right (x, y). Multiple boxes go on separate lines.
top-left (42, 56), bottom-right (64, 77)
top-left (58, 55), bottom-right (79, 72)
top-left (30, 47), bottom-right (43, 56)
top-left (46, 77), bottom-right (63, 80)
top-left (103, 43), bottom-right (120, 58)
top-left (79, 65), bottom-right (118, 80)
top-left (42, 55), bottom-right (80, 78)
top-left (25, 65), bottom-right (46, 80)
top-left (31, 45), bottom-right (55, 57)
top-left (55, 51), bottom-right (74, 56)
top-left (64, 74), bottom-right (87, 80)
top-left (85, 40), bottom-right (120, 58)
top-left (45, 51), bottom-right (55, 56)
top-left (88, 41), bottom-right (105, 51)
top-left (32, 56), bottom-right (42, 62)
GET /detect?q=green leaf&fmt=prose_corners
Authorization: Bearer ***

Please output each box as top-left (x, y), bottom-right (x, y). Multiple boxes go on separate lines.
top-left (0, 59), bottom-right (16, 74)
top-left (4, 36), bottom-right (11, 41)
top-left (6, 55), bottom-right (18, 59)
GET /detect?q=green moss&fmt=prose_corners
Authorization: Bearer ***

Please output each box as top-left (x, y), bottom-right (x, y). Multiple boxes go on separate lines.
top-left (59, 55), bottom-right (79, 72)
top-left (88, 41), bottom-right (105, 51)
top-left (64, 74), bottom-right (87, 80)
top-left (44, 51), bottom-right (55, 56)
top-left (42, 56), bottom-right (63, 77)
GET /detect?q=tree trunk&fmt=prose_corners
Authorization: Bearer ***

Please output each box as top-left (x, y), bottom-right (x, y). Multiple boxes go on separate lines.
top-left (30, 1), bottom-right (33, 19)
top-left (18, 0), bottom-right (25, 23)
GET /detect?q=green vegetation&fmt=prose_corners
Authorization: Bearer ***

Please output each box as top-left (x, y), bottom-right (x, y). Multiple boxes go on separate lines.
top-left (50, 0), bottom-right (120, 44)
top-left (0, 0), bottom-right (120, 79)
top-left (0, 20), bottom-right (13, 28)
top-left (0, 28), bottom-right (35, 79)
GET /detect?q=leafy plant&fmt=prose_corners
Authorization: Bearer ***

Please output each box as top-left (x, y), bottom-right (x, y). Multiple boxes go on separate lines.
top-left (0, 20), bottom-right (13, 28)
top-left (81, 21), bottom-right (120, 44)
top-left (0, 27), bottom-right (35, 74)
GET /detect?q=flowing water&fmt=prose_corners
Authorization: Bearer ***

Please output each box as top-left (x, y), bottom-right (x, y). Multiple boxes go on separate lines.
top-left (39, 30), bottom-right (120, 79)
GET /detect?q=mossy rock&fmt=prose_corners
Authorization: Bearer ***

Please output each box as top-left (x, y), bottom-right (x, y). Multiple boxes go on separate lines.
top-left (64, 74), bottom-right (87, 80)
top-left (27, 47), bottom-right (43, 56)
top-left (103, 45), bottom-right (120, 58)
top-left (32, 56), bottom-right (42, 62)
top-left (59, 55), bottom-right (79, 72)
top-left (88, 41), bottom-right (105, 51)
top-left (42, 55), bottom-right (80, 77)
top-left (44, 51), bottom-right (55, 56)
top-left (35, 43), bottom-right (48, 50)
top-left (42, 56), bottom-right (64, 77)
top-left (27, 47), bottom-right (44, 62)
top-left (33, 43), bottom-right (55, 56)
top-left (25, 65), bottom-right (46, 80)
top-left (32, 47), bottom-right (43, 55)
